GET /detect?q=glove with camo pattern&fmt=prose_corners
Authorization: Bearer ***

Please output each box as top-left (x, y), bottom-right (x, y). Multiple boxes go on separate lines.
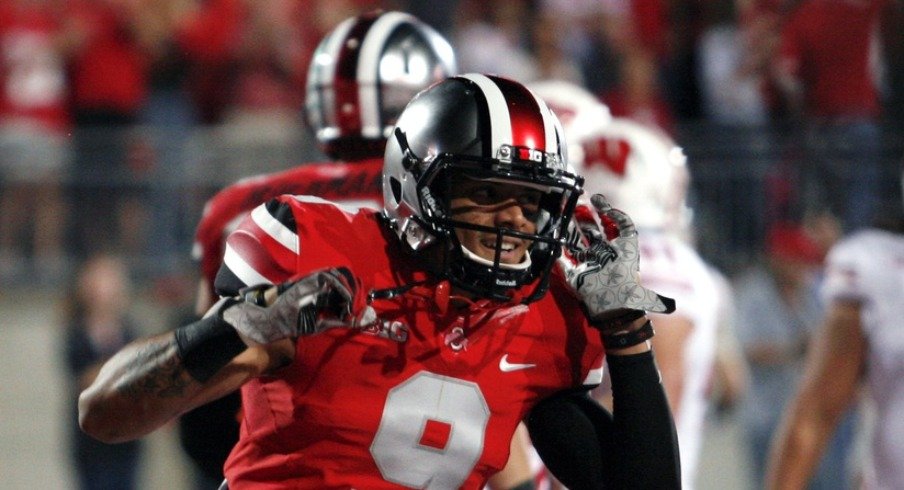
top-left (219, 267), bottom-right (376, 344)
top-left (562, 194), bottom-right (675, 331)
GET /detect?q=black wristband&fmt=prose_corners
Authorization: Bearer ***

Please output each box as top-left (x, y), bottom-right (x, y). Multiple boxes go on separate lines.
top-left (602, 319), bottom-right (655, 349)
top-left (174, 308), bottom-right (247, 383)
top-left (590, 309), bottom-right (645, 332)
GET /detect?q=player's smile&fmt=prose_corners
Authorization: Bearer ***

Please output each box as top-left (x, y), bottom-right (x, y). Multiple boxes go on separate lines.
top-left (477, 235), bottom-right (527, 264)
top-left (448, 175), bottom-right (541, 264)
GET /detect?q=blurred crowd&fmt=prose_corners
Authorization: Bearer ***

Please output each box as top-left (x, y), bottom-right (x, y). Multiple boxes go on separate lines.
top-left (0, 0), bottom-right (902, 287)
top-left (1, 1), bottom-right (904, 487)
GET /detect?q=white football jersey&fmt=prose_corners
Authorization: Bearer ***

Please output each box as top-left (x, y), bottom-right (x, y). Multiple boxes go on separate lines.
top-left (590, 228), bottom-right (719, 490)
top-left (639, 229), bottom-right (720, 490)
top-left (821, 229), bottom-right (904, 490)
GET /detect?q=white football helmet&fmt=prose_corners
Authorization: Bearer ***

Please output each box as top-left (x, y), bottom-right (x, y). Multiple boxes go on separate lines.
top-left (526, 80), bottom-right (612, 148)
top-left (305, 11), bottom-right (457, 160)
top-left (570, 117), bottom-right (693, 234)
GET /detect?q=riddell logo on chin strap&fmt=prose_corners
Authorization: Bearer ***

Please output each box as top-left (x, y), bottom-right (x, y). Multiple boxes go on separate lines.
top-left (361, 320), bottom-right (409, 343)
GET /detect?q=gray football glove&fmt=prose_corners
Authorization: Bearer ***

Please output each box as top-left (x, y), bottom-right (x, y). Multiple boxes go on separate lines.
top-left (562, 194), bottom-right (675, 327)
top-left (218, 267), bottom-right (376, 344)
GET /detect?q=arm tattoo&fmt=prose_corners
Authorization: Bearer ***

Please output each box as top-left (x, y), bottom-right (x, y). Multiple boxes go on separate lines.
top-left (116, 337), bottom-right (192, 400)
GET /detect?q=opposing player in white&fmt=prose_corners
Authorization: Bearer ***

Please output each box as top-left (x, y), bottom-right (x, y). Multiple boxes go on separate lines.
top-left (531, 80), bottom-right (721, 490)
top-left (766, 176), bottom-right (904, 489)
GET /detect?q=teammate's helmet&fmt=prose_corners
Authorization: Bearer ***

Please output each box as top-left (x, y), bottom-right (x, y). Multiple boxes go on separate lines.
top-left (571, 117), bottom-right (692, 234)
top-left (305, 11), bottom-right (457, 161)
top-left (383, 74), bottom-right (583, 302)
top-left (527, 80), bottom-right (612, 138)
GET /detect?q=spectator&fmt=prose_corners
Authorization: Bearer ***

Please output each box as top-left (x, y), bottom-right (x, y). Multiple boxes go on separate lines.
top-left (0, 0), bottom-right (70, 282)
top-left (62, 253), bottom-right (145, 490)
top-left (772, 0), bottom-right (893, 232)
top-left (694, 0), bottom-right (781, 271)
top-left (696, 0), bottom-right (771, 125)
top-left (62, 0), bottom-right (151, 259)
top-left (131, 0), bottom-right (202, 278)
top-left (210, 0), bottom-right (310, 178)
top-left (453, 0), bottom-right (539, 82)
top-left (592, 0), bottom-right (676, 131)
top-left (735, 222), bottom-right (855, 489)
top-left (531, 10), bottom-right (586, 85)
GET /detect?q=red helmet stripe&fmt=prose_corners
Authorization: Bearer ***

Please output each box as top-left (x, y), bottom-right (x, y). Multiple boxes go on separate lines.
top-left (306, 16), bottom-right (355, 137)
top-left (333, 13), bottom-right (382, 137)
top-left (491, 76), bottom-right (548, 153)
top-left (461, 74), bottom-right (559, 157)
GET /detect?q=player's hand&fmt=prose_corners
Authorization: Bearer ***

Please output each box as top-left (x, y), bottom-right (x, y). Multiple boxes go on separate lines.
top-left (562, 194), bottom-right (675, 331)
top-left (218, 267), bottom-right (376, 344)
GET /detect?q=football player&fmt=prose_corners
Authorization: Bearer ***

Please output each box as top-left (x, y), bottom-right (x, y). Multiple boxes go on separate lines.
top-left (181, 10), bottom-right (458, 487)
top-left (531, 80), bottom-right (721, 490)
top-left (79, 74), bottom-right (681, 489)
top-left (193, 10), bottom-right (457, 313)
top-left (766, 167), bottom-right (904, 489)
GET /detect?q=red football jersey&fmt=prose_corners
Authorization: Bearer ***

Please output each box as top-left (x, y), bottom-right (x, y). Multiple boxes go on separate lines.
top-left (193, 158), bottom-right (383, 305)
top-left (218, 196), bottom-right (605, 489)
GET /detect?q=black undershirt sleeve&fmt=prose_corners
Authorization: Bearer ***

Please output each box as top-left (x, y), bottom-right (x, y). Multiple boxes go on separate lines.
top-left (607, 350), bottom-right (681, 488)
top-left (214, 264), bottom-right (246, 297)
top-left (526, 350), bottom-right (680, 489)
top-left (526, 389), bottom-right (614, 490)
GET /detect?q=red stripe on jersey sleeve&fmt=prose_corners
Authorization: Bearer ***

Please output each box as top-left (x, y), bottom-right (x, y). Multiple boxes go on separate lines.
top-left (226, 209), bottom-right (299, 284)
top-left (226, 229), bottom-right (293, 284)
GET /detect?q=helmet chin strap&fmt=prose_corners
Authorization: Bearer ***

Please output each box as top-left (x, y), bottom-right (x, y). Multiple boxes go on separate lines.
top-left (459, 245), bottom-right (532, 271)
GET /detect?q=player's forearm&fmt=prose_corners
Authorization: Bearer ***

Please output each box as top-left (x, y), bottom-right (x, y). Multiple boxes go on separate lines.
top-left (79, 332), bottom-right (201, 443)
top-left (765, 436), bottom-right (819, 489)
top-left (765, 397), bottom-right (838, 490)
top-left (78, 329), bottom-right (261, 444)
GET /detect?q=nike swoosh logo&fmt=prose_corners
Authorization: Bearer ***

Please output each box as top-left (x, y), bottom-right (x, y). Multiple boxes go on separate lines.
top-left (499, 354), bottom-right (536, 372)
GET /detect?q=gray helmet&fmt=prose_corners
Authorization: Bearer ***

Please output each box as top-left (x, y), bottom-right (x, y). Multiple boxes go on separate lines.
top-left (382, 74), bottom-right (584, 302)
top-left (304, 11), bottom-right (457, 161)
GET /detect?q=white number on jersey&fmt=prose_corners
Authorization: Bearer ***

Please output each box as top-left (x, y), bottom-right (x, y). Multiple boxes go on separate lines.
top-left (370, 371), bottom-right (490, 489)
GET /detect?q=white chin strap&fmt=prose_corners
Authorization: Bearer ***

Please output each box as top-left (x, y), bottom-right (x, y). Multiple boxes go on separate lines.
top-left (460, 245), bottom-right (532, 271)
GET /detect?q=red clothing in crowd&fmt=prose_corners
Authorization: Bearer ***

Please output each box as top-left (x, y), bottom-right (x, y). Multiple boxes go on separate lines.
top-left (0, 2), bottom-right (69, 131)
top-left (65, 1), bottom-right (148, 115)
top-left (173, 0), bottom-right (245, 123)
top-left (777, 0), bottom-right (887, 119)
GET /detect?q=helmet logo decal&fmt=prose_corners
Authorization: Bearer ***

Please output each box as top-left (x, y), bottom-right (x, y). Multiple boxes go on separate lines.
top-left (520, 148), bottom-right (544, 162)
top-left (583, 137), bottom-right (631, 176)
